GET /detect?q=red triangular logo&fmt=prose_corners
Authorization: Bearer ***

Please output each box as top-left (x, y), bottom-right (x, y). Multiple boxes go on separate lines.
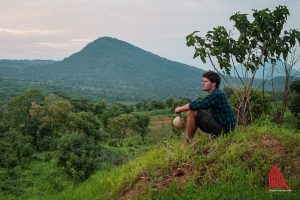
top-left (268, 164), bottom-right (291, 191)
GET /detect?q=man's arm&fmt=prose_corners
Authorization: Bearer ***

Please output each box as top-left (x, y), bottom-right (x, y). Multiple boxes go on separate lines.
top-left (175, 103), bottom-right (190, 113)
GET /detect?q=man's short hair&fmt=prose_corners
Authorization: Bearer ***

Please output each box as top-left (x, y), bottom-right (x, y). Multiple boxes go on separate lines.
top-left (203, 71), bottom-right (221, 88)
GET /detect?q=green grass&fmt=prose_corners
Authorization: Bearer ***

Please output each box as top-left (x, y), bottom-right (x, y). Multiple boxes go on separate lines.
top-left (40, 122), bottom-right (300, 200)
top-left (41, 142), bottom-right (188, 200)
top-left (0, 152), bottom-right (74, 200)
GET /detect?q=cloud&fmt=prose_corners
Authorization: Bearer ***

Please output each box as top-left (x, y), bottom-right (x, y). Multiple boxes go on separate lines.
top-left (33, 42), bottom-right (71, 49)
top-left (0, 0), bottom-right (299, 68)
top-left (0, 26), bottom-right (60, 35)
top-left (33, 38), bottom-right (94, 49)
top-left (70, 38), bottom-right (94, 43)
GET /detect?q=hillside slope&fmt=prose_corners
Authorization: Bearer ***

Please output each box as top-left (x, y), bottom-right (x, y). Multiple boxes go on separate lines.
top-left (43, 123), bottom-right (300, 200)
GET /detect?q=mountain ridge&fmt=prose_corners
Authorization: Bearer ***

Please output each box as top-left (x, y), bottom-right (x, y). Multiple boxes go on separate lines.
top-left (0, 37), bottom-right (297, 102)
top-left (0, 37), bottom-right (205, 101)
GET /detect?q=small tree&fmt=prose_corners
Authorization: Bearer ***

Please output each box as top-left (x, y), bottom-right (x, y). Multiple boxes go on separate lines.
top-left (271, 48), bottom-right (300, 123)
top-left (101, 104), bottom-right (125, 129)
top-left (68, 111), bottom-right (101, 141)
top-left (107, 114), bottom-right (136, 146)
top-left (6, 90), bottom-right (44, 135)
top-left (186, 6), bottom-right (300, 125)
top-left (29, 94), bottom-right (72, 150)
top-left (131, 113), bottom-right (150, 143)
top-left (92, 99), bottom-right (108, 118)
top-left (0, 130), bottom-right (33, 168)
top-left (70, 97), bottom-right (89, 112)
top-left (57, 132), bottom-right (101, 182)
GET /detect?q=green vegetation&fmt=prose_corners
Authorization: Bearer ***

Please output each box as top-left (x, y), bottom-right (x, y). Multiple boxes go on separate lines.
top-left (42, 121), bottom-right (300, 200)
top-left (0, 87), bottom-right (299, 200)
top-left (0, 89), bottom-right (186, 199)
top-left (229, 89), bottom-right (272, 124)
top-left (289, 80), bottom-right (300, 128)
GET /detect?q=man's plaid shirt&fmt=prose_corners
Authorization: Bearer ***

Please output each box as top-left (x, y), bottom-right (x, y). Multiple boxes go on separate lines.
top-left (189, 88), bottom-right (236, 132)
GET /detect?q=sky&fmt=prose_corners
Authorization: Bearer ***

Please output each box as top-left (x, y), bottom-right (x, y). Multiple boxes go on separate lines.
top-left (0, 0), bottom-right (299, 70)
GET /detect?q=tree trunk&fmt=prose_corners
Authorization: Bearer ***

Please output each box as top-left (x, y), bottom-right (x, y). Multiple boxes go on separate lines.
top-left (277, 71), bottom-right (289, 123)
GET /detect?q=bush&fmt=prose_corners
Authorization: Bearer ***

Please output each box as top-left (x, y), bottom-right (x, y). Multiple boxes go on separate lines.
top-left (101, 104), bottom-right (126, 129)
top-left (131, 113), bottom-right (150, 143)
top-left (289, 80), bottom-right (300, 129)
top-left (37, 136), bottom-right (58, 151)
top-left (289, 81), bottom-right (300, 116)
top-left (68, 112), bottom-right (101, 140)
top-left (108, 140), bottom-right (118, 147)
top-left (57, 132), bottom-right (102, 182)
top-left (229, 89), bottom-right (272, 124)
top-left (0, 130), bottom-right (34, 168)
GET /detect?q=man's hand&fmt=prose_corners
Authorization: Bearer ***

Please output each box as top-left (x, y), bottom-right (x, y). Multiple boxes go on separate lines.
top-left (175, 107), bottom-right (182, 114)
top-left (175, 104), bottom-right (190, 114)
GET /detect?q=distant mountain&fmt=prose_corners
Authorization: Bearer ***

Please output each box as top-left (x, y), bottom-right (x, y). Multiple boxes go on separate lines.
top-left (1, 37), bottom-right (297, 102)
top-left (0, 37), bottom-right (205, 102)
top-left (230, 61), bottom-right (299, 79)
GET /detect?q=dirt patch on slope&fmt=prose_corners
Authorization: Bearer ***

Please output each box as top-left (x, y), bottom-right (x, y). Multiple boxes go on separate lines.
top-left (120, 164), bottom-right (194, 200)
top-left (260, 134), bottom-right (285, 156)
top-left (149, 115), bottom-right (172, 131)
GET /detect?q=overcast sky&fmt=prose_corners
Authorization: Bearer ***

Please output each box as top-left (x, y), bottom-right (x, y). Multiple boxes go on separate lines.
top-left (0, 0), bottom-right (299, 70)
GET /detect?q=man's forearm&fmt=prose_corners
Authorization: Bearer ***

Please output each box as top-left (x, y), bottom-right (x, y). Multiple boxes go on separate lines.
top-left (175, 103), bottom-right (190, 113)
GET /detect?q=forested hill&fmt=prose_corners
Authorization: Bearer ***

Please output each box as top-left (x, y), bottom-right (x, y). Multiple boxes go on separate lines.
top-left (0, 37), bottom-right (296, 102)
top-left (0, 37), bottom-right (205, 102)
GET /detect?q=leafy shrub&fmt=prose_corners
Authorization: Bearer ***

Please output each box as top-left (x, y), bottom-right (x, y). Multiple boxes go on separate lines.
top-left (107, 114), bottom-right (136, 146)
top-left (68, 111), bottom-right (101, 140)
top-left (289, 80), bottom-right (300, 129)
top-left (91, 99), bottom-right (108, 117)
top-left (289, 80), bottom-right (300, 117)
top-left (57, 132), bottom-right (102, 182)
top-left (101, 104), bottom-right (125, 129)
top-left (0, 130), bottom-right (34, 168)
top-left (131, 113), bottom-right (150, 143)
top-left (229, 89), bottom-right (272, 124)
top-left (108, 140), bottom-right (118, 147)
top-left (37, 136), bottom-right (58, 151)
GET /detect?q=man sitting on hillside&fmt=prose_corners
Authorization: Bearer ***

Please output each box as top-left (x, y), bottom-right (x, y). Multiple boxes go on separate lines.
top-left (175, 70), bottom-right (235, 144)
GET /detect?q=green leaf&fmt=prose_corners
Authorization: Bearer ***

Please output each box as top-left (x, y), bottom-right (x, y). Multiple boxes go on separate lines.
top-left (193, 51), bottom-right (200, 59)
top-left (186, 36), bottom-right (196, 47)
top-left (200, 54), bottom-right (206, 63)
top-left (248, 64), bottom-right (256, 73)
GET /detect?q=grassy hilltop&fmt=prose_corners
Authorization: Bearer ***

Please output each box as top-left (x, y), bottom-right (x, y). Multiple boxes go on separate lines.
top-left (40, 115), bottom-right (300, 200)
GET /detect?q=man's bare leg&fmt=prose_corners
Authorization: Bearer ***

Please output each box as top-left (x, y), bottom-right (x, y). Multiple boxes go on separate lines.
top-left (184, 110), bottom-right (198, 144)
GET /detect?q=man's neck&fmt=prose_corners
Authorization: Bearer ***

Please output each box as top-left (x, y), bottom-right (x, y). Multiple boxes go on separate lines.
top-left (208, 87), bottom-right (216, 94)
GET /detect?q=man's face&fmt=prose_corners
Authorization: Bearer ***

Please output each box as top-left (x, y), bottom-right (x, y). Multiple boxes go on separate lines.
top-left (202, 77), bottom-right (216, 92)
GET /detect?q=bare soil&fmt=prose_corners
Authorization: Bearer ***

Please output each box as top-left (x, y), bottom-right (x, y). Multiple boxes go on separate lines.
top-left (120, 164), bottom-right (194, 200)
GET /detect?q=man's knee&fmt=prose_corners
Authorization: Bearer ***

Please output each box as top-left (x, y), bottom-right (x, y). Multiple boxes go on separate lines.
top-left (187, 110), bottom-right (198, 118)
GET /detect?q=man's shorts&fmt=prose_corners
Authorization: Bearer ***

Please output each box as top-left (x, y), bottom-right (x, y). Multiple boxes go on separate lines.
top-left (196, 110), bottom-right (226, 137)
